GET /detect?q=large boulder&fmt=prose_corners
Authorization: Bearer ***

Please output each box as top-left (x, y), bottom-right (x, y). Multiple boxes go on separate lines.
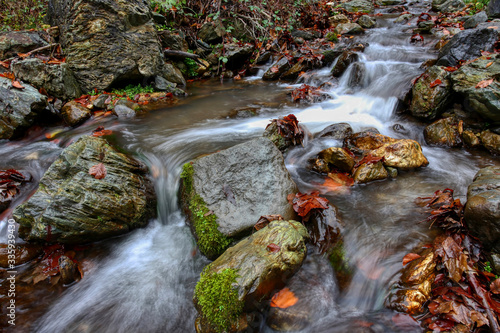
top-left (432, 0), bottom-right (466, 12)
top-left (47, 0), bottom-right (166, 92)
top-left (450, 54), bottom-right (500, 123)
top-left (341, 0), bottom-right (374, 13)
top-left (193, 219), bottom-right (308, 332)
top-left (0, 77), bottom-right (48, 140)
top-left (464, 166), bottom-right (500, 252)
top-left (410, 66), bottom-right (452, 120)
top-left (0, 31), bottom-right (48, 60)
top-left (180, 137), bottom-right (298, 259)
top-left (12, 58), bottom-right (81, 100)
top-left (487, 0), bottom-right (500, 18)
top-left (436, 27), bottom-right (499, 67)
top-left (13, 136), bottom-right (156, 243)
top-left (224, 43), bottom-right (254, 70)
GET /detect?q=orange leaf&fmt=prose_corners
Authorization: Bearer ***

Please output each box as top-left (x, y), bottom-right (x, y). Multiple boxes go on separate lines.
top-left (17, 52), bottom-right (30, 59)
top-left (491, 278), bottom-right (500, 294)
top-left (270, 288), bottom-right (298, 308)
top-left (443, 66), bottom-right (457, 72)
top-left (486, 62), bottom-right (493, 68)
top-left (476, 78), bottom-right (494, 89)
top-left (89, 163), bottom-right (107, 179)
top-left (270, 66), bottom-right (279, 73)
top-left (0, 72), bottom-right (15, 80)
top-left (430, 79), bottom-right (442, 88)
top-left (0, 60), bottom-right (10, 68)
top-left (267, 243), bottom-right (280, 252)
top-left (12, 80), bottom-right (25, 89)
top-left (402, 253), bottom-right (421, 266)
top-left (234, 74), bottom-right (241, 80)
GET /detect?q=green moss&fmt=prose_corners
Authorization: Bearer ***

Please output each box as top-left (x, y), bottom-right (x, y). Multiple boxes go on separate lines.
top-left (110, 84), bottom-right (156, 99)
top-left (328, 241), bottom-right (353, 289)
top-left (194, 267), bottom-right (244, 332)
top-left (181, 163), bottom-right (232, 258)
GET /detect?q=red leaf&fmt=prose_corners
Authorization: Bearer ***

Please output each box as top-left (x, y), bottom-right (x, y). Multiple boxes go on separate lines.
top-left (92, 126), bottom-right (113, 137)
top-left (0, 72), bottom-right (15, 80)
top-left (402, 253), bottom-right (421, 266)
top-left (443, 66), bottom-right (458, 72)
top-left (289, 191), bottom-right (329, 217)
top-left (267, 243), bottom-right (280, 252)
top-left (430, 79), bottom-right (442, 88)
top-left (491, 278), bottom-right (500, 294)
top-left (89, 163), bottom-right (107, 179)
top-left (270, 66), bottom-right (279, 73)
top-left (476, 78), bottom-right (494, 89)
top-left (354, 153), bottom-right (384, 168)
top-left (12, 80), bottom-right (25, 90)
top-left (428, 319), bottom-right (455, 331)
top-left (270, 288), bottom-right (298, 308)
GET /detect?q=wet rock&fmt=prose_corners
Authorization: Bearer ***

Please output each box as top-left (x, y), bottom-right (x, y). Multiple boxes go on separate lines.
top-left (488, 0), bottom-right (500, 18)
top-left (224, 43), bottom-right (254, 70)
top-left (227, 107), bottom-right (259, 119)
top-left (394, 13), bottom-right (414, 24)
top-left (58, 255), bottom-right (79, 285)
top-left (316, 122), bottom-right (353, 140)
top-left (462, 130), bottom-right (481, 147)
top-left (417, 20), bottom-right (435, 33)
top-left (193, 220), bottom-right (308, 332)
top-left (329, 14), bottom-right (350, 27)
top-left (263, 120), bottom-right (305, 153)
top-left (341, 0), bottom-right (374, 13)
top-left (113, 99), bottom-right (142, 118)
top-left (409, 65), bottom-right (452, 120)
top-left (308, 206), bottom-right (343, 254)
top-left (0, 77), bottom-right (48, 140)
top-left (463, 11), bottom-right (488, 29)
top-left (153, 75), bottom-right (178, 93)
top-left (335, 23), bottom-right (365, 35)
top-left (92, 94), bottom-right (109, 109)
top-left (386, 166), bottom-right (398, 178)
top-left (358, 15), bottom-right (376, 29)
top-left (436, 27), bottom-right (499, 67)
top-left (353, 161), bottom-right (389, 183)
top-left (291, 29), bottom-right (319, 40)
top-left (180, 138), bottom-right (297, 259)
top-left (61, 100), bottom-right (91, 127)
top-left (0, 243), bottom-right (43, 268)
top-left (317, 147), bottom-right (355, 172)
top-left (281, 60), bottom-right (311, 80)
top-left (465, 166), bottom-right (500, 252)
top-left (198, 20), bottom-right (225, 44)
top-left (14, 136), bottom-right (156, 244)
top-left (377, 0), bottom-right (404, 4)
top-left (370, 139), bottom-right (429, 170)
top-left (0, 31), bottom-right (48, 60)
top-left (11, 58), bottom-right (81, 100)
top-left (256, 51), bottom-right (272, 64)
top-left (158, 30), bottom-right (188, 51)
top-left (480, 130), bottom-right (500, 154)
top-left (331, 51), bottom-right (359, 77)
top-left (263, 57), bottom-right (291, 80)
top-left (344, 131), bottom-right (398, 152)
top-left (163, 63), bottom-right (186, 86)
top-left (267, 254), bottom-right (337, 331)
top-left (47, 0), bottom-right (166, 92)
top-left (348, 62), bottom-right (366, 88)
top-left (432, 0), bottom-right (466, 12)
top-left (450, 54), bottom-right (500, 123)
top-left (386, 248), bottom-right (436, 315)
top-left (423, 117), bottom-right (462, 147)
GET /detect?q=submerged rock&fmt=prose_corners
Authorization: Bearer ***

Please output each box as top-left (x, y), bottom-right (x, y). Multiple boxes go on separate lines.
top-left (465, 166), bottom-right (500, 252)
top-left (423, 117), bottom-right (462, 147)
top-left (193, 220), bottom-right (308, 332)
top-left (409, 66), bottom-right (452, 120)
top-left (0, 77), bottom-right (48, 140)
top-left (14, 136), bottom-right (156, 244)
top-left (180, 138), bottom-right (297, 259)
top-left (0, 243), bottom-right (42, 268)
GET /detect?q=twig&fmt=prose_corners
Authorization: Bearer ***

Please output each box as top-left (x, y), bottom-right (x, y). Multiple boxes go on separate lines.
top-left (5, 43), bottom-right (60, 62)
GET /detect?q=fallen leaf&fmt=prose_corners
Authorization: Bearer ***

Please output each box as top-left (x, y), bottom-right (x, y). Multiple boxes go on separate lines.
top-left (403, 253), bottom-right (421, 266)
top-left (289, 191), bottom-right (329, 217)
top-left (270, 66), bottom-right (279, 73)
top-left (222, 183), bottom-right (236, 205)
top-left (267, 243), bottom-right (280, 252)
top-left (486, 61), bottom-right (493, 68)
top-left (430, 79), bottom-right (442, 88)
top-left (476, 78), bottom-right (494, 89)
top-left (270, 287), bottom-right (298, 308)
top-left (89, 163), bottom-right (107, 179)
top-left (0, 72), bottom-right (15, 80)
top-left (12, 80), bottom-right (25, 89)
top-left (490, 278), bottom-right (500, 294)
top-left (92, 126), bottom-right (113, 137)
top-left (254, 215), bottom-right (283, 231)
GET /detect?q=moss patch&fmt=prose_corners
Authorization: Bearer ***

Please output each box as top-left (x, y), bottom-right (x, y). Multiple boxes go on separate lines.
top-left (194, 267), bottom-right (244, 332)
top-left (328, 240), bottom-right (353, 290)
top-left (180, 163), bottom-right (232, 258)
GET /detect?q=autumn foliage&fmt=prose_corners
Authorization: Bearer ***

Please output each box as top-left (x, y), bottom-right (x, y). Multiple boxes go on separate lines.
top-left (288, 191), bottom-right (329, 221)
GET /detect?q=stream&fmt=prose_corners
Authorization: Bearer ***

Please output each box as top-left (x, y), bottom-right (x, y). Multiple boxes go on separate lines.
top-left (1, 1), bottom-right (499, 332)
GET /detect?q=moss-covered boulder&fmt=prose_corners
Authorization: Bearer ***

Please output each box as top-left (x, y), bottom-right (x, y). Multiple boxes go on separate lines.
top-left (193, 220), bottom-right (308, 332)
top-left (180, 138), bottom-right (297, 259)
top-left (409, 66), bottom-right (452, 120)
top-left (13, 136), bottom-right (156, 243)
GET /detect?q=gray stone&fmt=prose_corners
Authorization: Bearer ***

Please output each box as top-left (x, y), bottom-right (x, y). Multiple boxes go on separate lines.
top-left (180, 137), bottom-right (298, 259)
top-left (263, 57), bottom-right (291, 80)
top-left (464, 11), bottom-right (488, 29)
top-left (158, 30), bottom-right (188, 51)
top-left (92, 94), bottom-right (109, 109)
top-left (341, 0), bottom-right (374, 13)
top-left (316, 122), bottom-right (353, 139)
top-left (0, 31), bottom-right (48, 60)
top-left (377, 0), bottom-right (404, 5)
top-left (488, 0), bottom-right (500, 18)
top-left (331, 51), bottom-right (359, 77)
top-left (291, 29), bottom-right (319, 40)
top-left (395, 13), bottom-right (414, 24)
top-left (47, 0), bottom-right (166, 93)
top-left (12, 58), bottom-right (81, 100)
top-left (432, 0), bottom-right (466, 12)
top-left (335, 23), bottom-right (365, 35)
top-left (358, 15), bottom-right (376, 28)
top-left (114, 100), bottom-right (140, 118)
top-left (61, 100), bottom-right (91, 127)
top-left (162, 63), bottom-right (186, 86)
top-left (0, 77), bottom-right (48, 140)
top-left (329, 14), bottom-right (350, 27)
top-left (465, 166), bottom-right (500, 252)
top-left (437, 26), bottom-right (499, 67)
top-left (198, 20), bottom-right (225, 44)
top-left (14, 136), bottom-right (156, 244)
top-left (224, 43), bottom-right (254, 70)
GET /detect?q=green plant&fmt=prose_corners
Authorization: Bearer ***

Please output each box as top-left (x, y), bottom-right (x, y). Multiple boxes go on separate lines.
top-left (0, 0), bottom-right (48, 31)
top-left (183, 58), bottom-right (199, 77)
top-left (464, 0), bottom-right (490, 13)
top-left (194, 268), bottom-right (243, 332)
top-left (111, 84), bottom-right (155, 99)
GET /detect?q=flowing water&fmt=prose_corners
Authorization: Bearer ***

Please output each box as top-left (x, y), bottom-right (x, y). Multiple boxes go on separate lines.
top-left (1, 1), bottom-right (499, 332)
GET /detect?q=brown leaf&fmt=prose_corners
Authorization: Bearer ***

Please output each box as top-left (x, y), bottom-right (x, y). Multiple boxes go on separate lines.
top-left (476, 78), bottom-right (494, 89)
top-left (92, 126), bottom-right (113, 137)
top-left (434, 236), bottom-right (468, 283)
top-left (0, 72), bottom-right (15, 80)
top-left (402, 253), bottom-right (421, 266)
top-left (270, 287), bottom-right (298, 308)
top-left (89, 163), bottom-right (107, 179)
top-left (267, 243), bottom-right (280, 252)
top-left (270, 66), bottom-right (279, 73)
top-left (254, 215), bottom-right (283, 231)
top-left (289, 191), bottom-right (329, 217)
top-left (12, 80), bottom-right (25, 90)
top-left (430, 79), bottom-right (442, 88)
top-left (490, 278), bottom-right (500, 294)
top-left (486, 61), bottom-right (494, 68)
top-left (222, 183), bottom-right (236, 205)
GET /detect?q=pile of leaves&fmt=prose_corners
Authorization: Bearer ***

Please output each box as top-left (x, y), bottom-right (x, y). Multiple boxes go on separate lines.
top-left (290, 84), bottom-right (324, 103)
top-left (408, 189), bottom-right (500, 332)
top-left (0, 169), bottom-right (27, 203)
top-left (267, 114), bottom-right (305, 146)
top-left (0, 0), bottom-right (48, 31)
